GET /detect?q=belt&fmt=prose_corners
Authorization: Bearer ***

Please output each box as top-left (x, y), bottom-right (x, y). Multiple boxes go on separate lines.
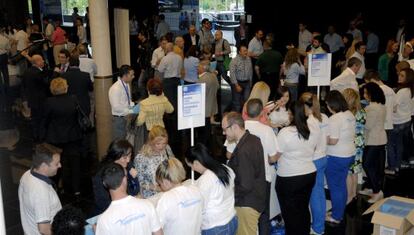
top-left (237, 80), bottom-right (250, 83)
top-left (112, 115), bottom-right (125, 118)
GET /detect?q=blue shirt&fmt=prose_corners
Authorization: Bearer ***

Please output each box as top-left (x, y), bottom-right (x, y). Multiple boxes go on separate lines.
top-left (184, 56), bottom-right (200, 83)
top-left (324, 33), bottom-right (344, 53)
top-left (366, 33), bottom-right (379, 53)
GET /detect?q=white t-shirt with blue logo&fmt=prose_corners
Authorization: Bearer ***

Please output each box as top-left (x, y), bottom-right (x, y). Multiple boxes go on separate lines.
top-left (156, 185), bottom-right (203, 235)
top-left (96, 196), bottom-right (161, 235)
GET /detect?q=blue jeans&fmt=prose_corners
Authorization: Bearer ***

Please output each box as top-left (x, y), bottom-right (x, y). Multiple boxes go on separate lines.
top-left (388, 121), bottom-right (411, 170)
top-left (326, 155), bottom-right (355, 221)
top-left (112, 116), bottom-right (127, 140)
top-left (310, 157), bottom-right (327, 234)
top-left (202, 216), bottom-right (238, 235)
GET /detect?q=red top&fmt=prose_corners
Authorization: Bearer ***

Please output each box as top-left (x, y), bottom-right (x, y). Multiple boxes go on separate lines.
top-left (51, 27), bottom-right (66, 45)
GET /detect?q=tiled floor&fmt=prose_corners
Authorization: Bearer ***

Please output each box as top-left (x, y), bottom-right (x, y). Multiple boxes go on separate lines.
top-left (1, 81), bottom-right (414, 235)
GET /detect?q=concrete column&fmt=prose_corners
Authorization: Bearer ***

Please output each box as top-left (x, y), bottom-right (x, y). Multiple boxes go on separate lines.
top-left (114, 8), bottom-right (131, 67)
top-left (89, 0), bottom-right (113, 160)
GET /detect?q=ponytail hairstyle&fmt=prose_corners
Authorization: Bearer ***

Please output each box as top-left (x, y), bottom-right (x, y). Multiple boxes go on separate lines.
top-left (155, 158), bottom-right (186, 185)
top-left (185, 143), bottom-right (230, 186)
top-left (299, 92), bottom-right (322, 122)
top-left (289, 101), bottom-right (310, 140)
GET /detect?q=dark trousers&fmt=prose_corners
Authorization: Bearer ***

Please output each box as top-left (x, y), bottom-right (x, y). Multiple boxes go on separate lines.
top-left (53, 140), bottom-right (81, 194)
top-left (162, 77), bottom-right (180, 154)
top-left (258, 182), bottom-right (271, 235)
top-left (362, 145), bottom-right (385, 193)
top-left (276, 172), bottom-right (316, 235)
top-left (196, 117), bottom-right (212, 149)
top-left (0, 54), bottom-right (9, 93)
top-left (261, 72), bottom-right (279, 100)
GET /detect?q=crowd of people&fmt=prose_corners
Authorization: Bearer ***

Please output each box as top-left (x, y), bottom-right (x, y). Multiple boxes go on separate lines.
top-left (0, 8), bottom-right (413, 235)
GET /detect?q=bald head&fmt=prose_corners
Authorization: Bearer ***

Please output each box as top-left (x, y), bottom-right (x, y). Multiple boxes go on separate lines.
top-left (166, 42), bottom-right (174, 52)
top-left (32, 55), bottom-right (45, 68)
top-left (215, 30), bottom-right (223, 40)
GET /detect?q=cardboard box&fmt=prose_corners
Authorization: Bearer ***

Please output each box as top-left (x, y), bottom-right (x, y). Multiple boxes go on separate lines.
top-left (364, 196), bottom-right (414, 235)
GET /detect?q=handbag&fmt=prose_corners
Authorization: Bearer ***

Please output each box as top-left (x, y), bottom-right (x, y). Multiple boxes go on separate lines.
top-left (223, 55), bottom-right (232, 71)
top-left (73, 96), bottom-right (92, 132)
top-left (222, 40), bottom-right (231, 70)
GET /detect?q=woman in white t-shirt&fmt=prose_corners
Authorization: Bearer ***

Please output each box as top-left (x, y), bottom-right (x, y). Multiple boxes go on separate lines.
top-left (300, 92), bottom-right (329, 235)
top-left (155, 158), bottom-right (203, 235)
top-left (387, 68), bottom-right (414, 175)
top-left (268, 86), bottom-right (290, 134)
top-left (274, 101), bottom-right (317, 235)
top-left (185, 143), bottom-right (237, 235)
top-left (325, 90), bottom-right (356, 224)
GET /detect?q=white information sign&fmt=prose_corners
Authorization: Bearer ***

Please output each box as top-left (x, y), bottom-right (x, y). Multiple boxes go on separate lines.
top-left (307, 53), bottom-right (332, 86)
top-left (178, 84), bottom-right (206, 130)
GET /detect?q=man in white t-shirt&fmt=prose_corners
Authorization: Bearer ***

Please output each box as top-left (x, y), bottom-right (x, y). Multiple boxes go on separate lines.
top-left (18, 143), bottom-right (63, 235)
top-left (225, 99), bottom-right (279, 235)
top-left (96, 163), bottom-right (162, 235)
top-left (330, 57), bottom-right (361, 93)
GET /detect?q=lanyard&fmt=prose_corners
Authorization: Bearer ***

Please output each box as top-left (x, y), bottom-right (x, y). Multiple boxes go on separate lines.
top-left (121, 80), bottom-right (130, 106)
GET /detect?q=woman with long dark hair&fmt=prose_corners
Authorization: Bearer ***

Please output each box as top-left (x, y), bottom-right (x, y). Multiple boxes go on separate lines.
top-left (185, 143), bottom-right (237, 235)
top-left (362, 82), bottom-right (386, 203)
top-left (92, 139), bottom-right (139, 215)
top-left (325, 90), bottom-right (356, 224)
top-left (274, 101), bottom-right (317, 235)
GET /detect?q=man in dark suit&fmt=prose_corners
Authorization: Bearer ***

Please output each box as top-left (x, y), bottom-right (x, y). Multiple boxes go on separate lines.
top-left (21, 54), bottom-right (50, 142)
top-left (53, 48), bottom-right (70, 77)
top-left (183, 25), bottom-right (200, 55)
top-left (62, 55), bottom-right (93, 116)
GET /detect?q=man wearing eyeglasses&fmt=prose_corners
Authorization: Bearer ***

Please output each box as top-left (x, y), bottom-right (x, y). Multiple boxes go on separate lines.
top-left (222, 112), bottom-right (266, 235)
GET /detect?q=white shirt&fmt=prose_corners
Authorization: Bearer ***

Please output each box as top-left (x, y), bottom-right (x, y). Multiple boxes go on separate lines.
top-left (0, 34), bottom-right (10, 54)
top-left (151, 46), bottom-right (165, 69)
top-left (108, 78), bottom-right (134, 116)
top-left (248, 37), bottom-right (263, 57)
top-left (276, 126), bottom-right (317, 177)
top-left (380, 84), bottom-right (396, 130)
top-left (350, 51), bottom-right (365, 79)
top-left (96, 196), bottom-right (161, 235)
top-left (327, 111), bottom-right (356, 157)
top-left (393, 88), bottom-right (412, 124)
top-left (19, 171), bottom-right (62, 235)
top-left (269, 107), bottom-right (290, 127)
top-left (195, 167), bottom-right (236, 230)
top-left (330, 67), bottom-right (358, 93)
top-left (77, 25), bottom-right (87, 44)
top-left (79, 55), bottom-right (97, 82)
top-left (298, 29), bottom-right (312, 51)
top-left (15, 30), bottom-right (28, 51)
top-left (225, 120), bottom-right (280, 182)
top-left (158, 51), bottom-right (183, 78)
top-left (308, 114), bottom-right (329, 160)
top-left (44, 23), bottom-right (54, 39)
top-left (156, 185), bottom-right (203, 235)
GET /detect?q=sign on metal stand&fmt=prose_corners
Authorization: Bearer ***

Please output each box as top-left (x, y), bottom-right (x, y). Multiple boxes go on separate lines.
top-left (177, 84), bottom-right (206, 184)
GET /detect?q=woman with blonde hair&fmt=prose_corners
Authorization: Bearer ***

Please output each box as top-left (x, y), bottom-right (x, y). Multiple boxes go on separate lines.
top-left (41, 77), bottom-right (82, 196)
top-left (134, 125), bottom-right (174, 198)
top-left (281, 48), bottom-right (305, 101)
top-left (300, 92), bottom-right (329, 234)
top-left (342, 88), bottom-right (366, 204)
top-left (155, 158), bottom-right (203, 235)
top-left (241, 81), bottom-right (272, 124)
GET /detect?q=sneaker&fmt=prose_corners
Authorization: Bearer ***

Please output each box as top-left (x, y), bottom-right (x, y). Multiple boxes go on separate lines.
top-left (310, 227), bottom-right (324, 235)
top-left (358, 188), bottom-right (373, 196)
top-left (384, 169), bottom-right (396, 175)
top-left (368, 191), bottom-right (384, 204)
